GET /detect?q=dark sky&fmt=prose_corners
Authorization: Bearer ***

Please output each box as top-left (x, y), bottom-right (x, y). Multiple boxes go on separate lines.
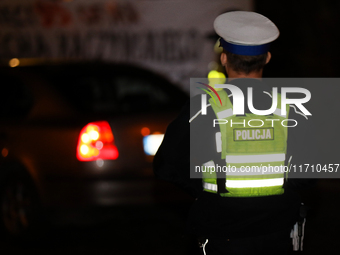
top-left (256, 0), bottom-right (340, 77)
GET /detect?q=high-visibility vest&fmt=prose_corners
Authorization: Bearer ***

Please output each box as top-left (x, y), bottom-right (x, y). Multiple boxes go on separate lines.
top-left (202, 89), bottom-right (290, 197)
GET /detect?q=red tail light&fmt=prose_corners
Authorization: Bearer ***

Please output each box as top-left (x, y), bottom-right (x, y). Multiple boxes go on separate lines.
top-left (77, 121), bottom-right (119, 161)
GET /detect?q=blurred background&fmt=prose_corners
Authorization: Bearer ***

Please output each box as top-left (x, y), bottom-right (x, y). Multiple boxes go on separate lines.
top-left (0, 0), bottom-right (339, 254)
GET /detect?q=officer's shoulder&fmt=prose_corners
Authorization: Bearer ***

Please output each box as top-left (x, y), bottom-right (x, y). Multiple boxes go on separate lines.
top-left (189, 94), bottom-right (215, 124)
top-left (288, 104), bottom-right (310, 122)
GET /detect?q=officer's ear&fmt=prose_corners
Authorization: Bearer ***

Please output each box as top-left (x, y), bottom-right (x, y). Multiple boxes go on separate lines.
top-left (266, 52), bottom-right (271, 64)
top-left (220, 52), bottom-right (227, 66)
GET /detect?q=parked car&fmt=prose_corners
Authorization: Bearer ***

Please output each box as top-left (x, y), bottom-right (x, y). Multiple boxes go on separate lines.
top-left (0, 62), bottom-right (188, 236)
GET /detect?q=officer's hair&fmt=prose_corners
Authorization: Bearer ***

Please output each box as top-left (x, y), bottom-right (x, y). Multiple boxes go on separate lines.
top-left (224, 50), bottom-right (268, 75)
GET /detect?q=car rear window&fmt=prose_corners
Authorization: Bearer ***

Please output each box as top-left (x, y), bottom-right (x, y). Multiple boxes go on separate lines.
top-left (44, 65), bottom-right (187, 114)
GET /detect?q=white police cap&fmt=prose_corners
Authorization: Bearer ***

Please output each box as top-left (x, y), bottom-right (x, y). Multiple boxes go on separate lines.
top-left (214, 11), bottom-right (279, 56)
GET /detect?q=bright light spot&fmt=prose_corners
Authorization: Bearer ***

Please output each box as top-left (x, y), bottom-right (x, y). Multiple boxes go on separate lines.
top-left (86, 125), bottom-right (97, 133)
top-left (96, 159), bottom-right (104, 167)
top-left (1, 148), bottom-right (8, 157)
top-left (80, 145), bottom-right (89, 155)
top-left (92, 148), bottom-right (99, 156)
top-left (95, 141), bottom-right (103, 150)
top-left (143, 134), bottom-right (164, 156)
top-left (9, 58), bottom-right (20, 68)
top-left (141, 127), bottom-right (150, 136)
top-left (89, 130), bottom-right (99, 141)
top-left (81, 133), bottom-right (90, 143)
top-left (208, 70), bottom-right (226, 79)
top-left (208, 70), bottom-right (226, 91)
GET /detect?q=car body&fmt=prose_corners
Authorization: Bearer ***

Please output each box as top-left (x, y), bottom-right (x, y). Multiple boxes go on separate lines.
top-left (0, 62), bottom-right (188, 235)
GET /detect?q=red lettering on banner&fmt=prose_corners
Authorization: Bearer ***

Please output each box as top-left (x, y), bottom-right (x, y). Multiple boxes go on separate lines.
top-left (34, 0), bottom-right (72, 28)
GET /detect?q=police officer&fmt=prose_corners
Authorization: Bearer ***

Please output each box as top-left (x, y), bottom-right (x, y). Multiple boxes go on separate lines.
top-left (154, 11), bottom-right (315, 255)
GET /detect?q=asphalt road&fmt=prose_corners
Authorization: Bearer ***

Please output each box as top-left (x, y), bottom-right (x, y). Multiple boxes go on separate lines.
top-left (1, 179), bottom-right (340, 255)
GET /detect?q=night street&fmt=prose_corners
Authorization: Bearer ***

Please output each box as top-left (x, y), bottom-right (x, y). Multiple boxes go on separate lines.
top-left (0, 179), bottom-right (339, 254)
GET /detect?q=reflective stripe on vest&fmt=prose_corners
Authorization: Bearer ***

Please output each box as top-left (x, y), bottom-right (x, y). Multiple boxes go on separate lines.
top-left (217, 109), bottom-right (233, 119)
top-left (203, 178), bottom-right (284, 190)
top-left (226, 178), bottom-right (284, 188)
top-left (203, 182), bottom-right (218, 191)
top-left (201, 161), bottom-right (218, 193)
top-left (216, 132), bottom-right (222, 152)
top-left (203, 178), bottom-right (284, 191)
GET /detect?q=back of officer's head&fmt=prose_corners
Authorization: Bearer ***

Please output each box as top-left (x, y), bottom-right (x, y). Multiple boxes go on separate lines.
top-left (214, 11), bottom-right (279, 75)
top-left (223, 50), bottom-right (269, 75)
